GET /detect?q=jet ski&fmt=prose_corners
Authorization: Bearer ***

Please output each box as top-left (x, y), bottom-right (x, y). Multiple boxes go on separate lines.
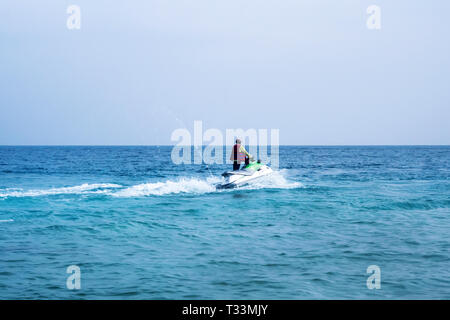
top-left (216, 161), bottom-right (273, 189)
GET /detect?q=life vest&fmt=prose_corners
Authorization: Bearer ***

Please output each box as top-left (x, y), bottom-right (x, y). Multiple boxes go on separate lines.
top-left (233, 144), bottom-right (246, 162)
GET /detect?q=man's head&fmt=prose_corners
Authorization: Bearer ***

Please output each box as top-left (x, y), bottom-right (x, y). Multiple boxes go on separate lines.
top-left (235, 138), bottom-right (241, 144)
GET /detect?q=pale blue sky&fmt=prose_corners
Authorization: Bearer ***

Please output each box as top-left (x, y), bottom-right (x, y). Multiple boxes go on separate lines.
top-left (1, 0), bottom-right (449, 145)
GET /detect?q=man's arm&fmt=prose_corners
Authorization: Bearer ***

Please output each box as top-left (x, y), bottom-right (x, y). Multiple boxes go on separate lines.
top-left (239, 145), bottom-right (252, 158)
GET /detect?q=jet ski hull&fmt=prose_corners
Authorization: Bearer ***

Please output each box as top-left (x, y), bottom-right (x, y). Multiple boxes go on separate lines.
top-left (216, 165), bottom-right (273, 189)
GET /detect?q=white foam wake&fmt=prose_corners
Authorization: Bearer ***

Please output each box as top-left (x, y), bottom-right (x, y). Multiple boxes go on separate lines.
top-left (0, 170), bottom-right (302, 198)
top-left (113, 170), bottom-right (301, 197)
top-left (112, 177), bottom-right (220, 197)
top-left (0, 183), bottom-right (122, 198)
top-left (241, 169), bottom-right (303, 190)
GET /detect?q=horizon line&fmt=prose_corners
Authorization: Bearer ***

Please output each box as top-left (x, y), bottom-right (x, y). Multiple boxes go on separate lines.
top-left (0, 144), bottom-right (449, 147)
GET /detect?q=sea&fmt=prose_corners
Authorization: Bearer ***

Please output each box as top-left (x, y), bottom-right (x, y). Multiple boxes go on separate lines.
top-left (0, 146), bottom-right (449, 299)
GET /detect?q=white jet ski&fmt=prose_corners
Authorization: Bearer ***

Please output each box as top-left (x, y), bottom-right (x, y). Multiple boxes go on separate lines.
top-left (216, 161), bottom-right (273, 189)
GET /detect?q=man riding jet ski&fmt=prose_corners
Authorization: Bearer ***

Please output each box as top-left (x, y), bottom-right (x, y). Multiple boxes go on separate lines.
top-left (216, 139), bottom-right (273, 189)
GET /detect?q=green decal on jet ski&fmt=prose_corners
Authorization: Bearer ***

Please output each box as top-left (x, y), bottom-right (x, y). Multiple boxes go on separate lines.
top-left (243, 162), bottom-right (263, 171)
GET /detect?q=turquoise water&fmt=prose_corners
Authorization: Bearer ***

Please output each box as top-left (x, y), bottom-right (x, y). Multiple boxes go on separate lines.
top-left (0, 146), bottom-right (449, 299)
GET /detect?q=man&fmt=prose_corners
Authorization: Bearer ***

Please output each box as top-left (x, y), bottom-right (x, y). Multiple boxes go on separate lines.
top-left (230, 138), bottom-right (252, 171)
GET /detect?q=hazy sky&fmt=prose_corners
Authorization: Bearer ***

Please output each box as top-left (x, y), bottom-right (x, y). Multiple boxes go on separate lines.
top-left (1, 0), bottom-right (449, 145)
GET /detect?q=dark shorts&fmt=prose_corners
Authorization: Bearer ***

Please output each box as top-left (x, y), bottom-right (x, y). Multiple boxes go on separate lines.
top-left (233, 157), bottom-right (249, 171)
